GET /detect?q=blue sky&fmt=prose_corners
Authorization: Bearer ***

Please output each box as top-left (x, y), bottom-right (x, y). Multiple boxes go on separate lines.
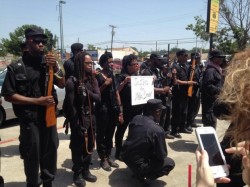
top-left (0, 0), bottom-right (208, 52)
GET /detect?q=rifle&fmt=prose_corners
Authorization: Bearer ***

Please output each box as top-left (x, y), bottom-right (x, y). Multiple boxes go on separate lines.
top-left (77, 60), bottom-right (95, 154)
top-left (45, 42), bottom-right (57, 127)
top-left (108, 68), bottom-right (120, 119)
top-left (187, 57), bottom-right (196, 97)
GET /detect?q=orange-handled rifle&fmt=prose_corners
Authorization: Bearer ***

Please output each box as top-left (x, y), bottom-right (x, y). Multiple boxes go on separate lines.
top-left (187, 57), bottom-right (196, 97)
top-left (45, 42), bottom-right (57, 127)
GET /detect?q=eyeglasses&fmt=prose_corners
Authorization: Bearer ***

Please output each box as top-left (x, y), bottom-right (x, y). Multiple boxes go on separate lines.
top-left (129, 63), bottom-right (138, 66)
top-left (31, 38), bottom-right (47, 45)
top-left (84, 61), bottom-right (94, 65)
top-left (181, 54), bottom-right (188, 57)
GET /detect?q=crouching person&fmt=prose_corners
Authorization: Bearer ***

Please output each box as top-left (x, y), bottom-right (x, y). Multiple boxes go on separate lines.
top-left (121, 99), bottom-right (175, 182)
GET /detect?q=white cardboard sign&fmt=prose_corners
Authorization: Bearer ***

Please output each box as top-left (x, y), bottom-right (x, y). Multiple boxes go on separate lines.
top-left (131, 76), bottom-right (154, 105)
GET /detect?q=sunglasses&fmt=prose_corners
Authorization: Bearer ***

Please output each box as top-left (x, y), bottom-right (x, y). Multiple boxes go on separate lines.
top-left (31, 38), bottom-right (47, 45)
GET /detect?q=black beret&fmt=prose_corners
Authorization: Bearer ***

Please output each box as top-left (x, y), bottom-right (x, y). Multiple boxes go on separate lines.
top-left (191, 52), bottom-right (201, 58)
top-left (176, 49), bottom-right (188, 57)
top-left (25, 28), bottom-right (47, 38)
top-left (71, 43), bottom-right (83, 52)
top-left (150, 53), bottom-right (163, 60)
top-left (146, 99), bottom-right (166, 111)
top-left (208, 50), bottom-right (226, 59)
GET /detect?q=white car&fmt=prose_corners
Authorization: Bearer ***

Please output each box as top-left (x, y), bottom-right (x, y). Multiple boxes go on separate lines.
top-left (0, 69), bottom-right (65, 127)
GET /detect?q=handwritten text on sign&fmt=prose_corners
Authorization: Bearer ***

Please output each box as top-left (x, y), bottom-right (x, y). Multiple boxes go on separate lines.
top-left (131, 76), bottom-right (154, 105)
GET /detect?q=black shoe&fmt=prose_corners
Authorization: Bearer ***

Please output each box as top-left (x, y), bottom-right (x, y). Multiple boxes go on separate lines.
top-left (171, 133), bottom-right (182, 138)
top-left (73, 173), bottom-right (86, 187)
top-left (165, 133), bottom-right (175, 139)
top-left (107, 158), bottom-right (119, 168)
top-left (179, 128), bottom-right (192, 134)
top-left (186, 127), bottom-right (193, 132)
top-left (100, 159), bottom-right (111, 171)
top-left (82, 170), bottom-right (97, 183)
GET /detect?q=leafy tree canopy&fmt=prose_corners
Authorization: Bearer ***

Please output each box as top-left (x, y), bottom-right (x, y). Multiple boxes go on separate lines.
top-left (186, 0), bottom-right (250, 54)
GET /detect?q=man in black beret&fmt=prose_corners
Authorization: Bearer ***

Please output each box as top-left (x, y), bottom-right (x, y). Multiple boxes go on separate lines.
top-left (141, 53), bottom-right (174, 139)
top-left (187, 52), bottom-right (203, 130)
top-left (201, 50), bottom-right (225, 129)
top-left (171, 49), bottom-right (197, 138)
top-left (63, 43), bottom-right (83, 80)
top-left (121, 99), bottom-right (175, 183)
top-left (1, 27), bottom-right (65, 187)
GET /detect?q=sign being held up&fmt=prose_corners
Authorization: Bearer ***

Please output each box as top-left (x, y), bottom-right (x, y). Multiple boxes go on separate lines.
top-left (131, 76), bottom-right (154, 106)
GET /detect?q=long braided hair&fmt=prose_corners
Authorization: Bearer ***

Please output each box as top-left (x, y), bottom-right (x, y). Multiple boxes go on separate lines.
top-left (74, 51), bottom-right (96, 85)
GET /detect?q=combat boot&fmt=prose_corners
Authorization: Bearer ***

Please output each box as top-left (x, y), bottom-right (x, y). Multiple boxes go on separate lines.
top-left (82, 169), bottom-right (97, 182)
top-left (73, 172), bottom-right (86, 187)
top-left (107, 157), bottom-right (119, 168)
top-left (100, 158), bottom-right (111, 171)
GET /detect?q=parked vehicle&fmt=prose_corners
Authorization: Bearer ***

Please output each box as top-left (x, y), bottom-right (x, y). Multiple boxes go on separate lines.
top-left (0, 69), bottom-right (65, 127)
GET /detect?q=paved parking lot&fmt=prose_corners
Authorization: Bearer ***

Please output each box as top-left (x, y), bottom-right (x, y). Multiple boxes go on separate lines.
top-left (0, 114), bottom-right (229, 187)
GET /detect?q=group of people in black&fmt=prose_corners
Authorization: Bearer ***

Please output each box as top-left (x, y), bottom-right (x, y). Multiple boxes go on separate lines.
top-left (1, 26), bottom-right (233, 187)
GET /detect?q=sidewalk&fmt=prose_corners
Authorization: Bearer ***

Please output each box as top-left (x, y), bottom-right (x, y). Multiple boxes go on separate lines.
top-left (0, 114), bottom-right (230, 187)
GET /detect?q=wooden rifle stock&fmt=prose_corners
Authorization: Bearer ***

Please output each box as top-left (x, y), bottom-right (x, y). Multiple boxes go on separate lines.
top-left (188, 58), bottom-right (196, 97)
top-left (45, 51), bottom-right (57, 127)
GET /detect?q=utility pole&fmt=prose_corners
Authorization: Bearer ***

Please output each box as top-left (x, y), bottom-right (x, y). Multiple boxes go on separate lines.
top-left (59, 0), bottom-right (66, 61)
top-left (109, 25), bottom-right (117, 53)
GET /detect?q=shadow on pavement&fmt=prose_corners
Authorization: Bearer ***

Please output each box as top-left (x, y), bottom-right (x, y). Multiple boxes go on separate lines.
top-left (194, 118), bottom-right (202, 124)
top-left (54, 168), bottom-right (73, 187)
top-left (168, 140), bottom-right (197, 153)
top-left (0, 145), bottom-right (19, 158)
top-left (109, 167), bottom-right (167, 187)
top-left (4, 182), bottom-right (26, 187)
top-left (58, 132), bottom-right (70, 141)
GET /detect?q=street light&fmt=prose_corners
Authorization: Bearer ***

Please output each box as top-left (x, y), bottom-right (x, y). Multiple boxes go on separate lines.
top-left (59, 0), bottom-right (66, 61)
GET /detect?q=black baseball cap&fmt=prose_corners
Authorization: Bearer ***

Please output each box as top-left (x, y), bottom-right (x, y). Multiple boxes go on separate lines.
top-left (24, 28), bottom-right (47, 38)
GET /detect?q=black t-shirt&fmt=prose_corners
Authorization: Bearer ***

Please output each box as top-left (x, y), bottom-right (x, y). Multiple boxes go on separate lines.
top-left (116, 73), bottom-right (144, 115)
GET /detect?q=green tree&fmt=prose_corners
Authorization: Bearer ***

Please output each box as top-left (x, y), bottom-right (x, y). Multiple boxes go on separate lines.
top-left (131, 47), bottom-right (138, 52)
top-left (87, 44), bottom-right (96, 50)
top-left (187, 0), bottom-right (250, 53)
top-left (1, 24), bottom-right (56, 57)
top-left (0, 43), bottom-right (7, 57)
top-left (186, 16), bottom-right (210, 41)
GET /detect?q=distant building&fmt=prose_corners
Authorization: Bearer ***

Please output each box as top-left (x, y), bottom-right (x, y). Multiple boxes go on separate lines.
top-left (85, 47), bottom-right (138, 62)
